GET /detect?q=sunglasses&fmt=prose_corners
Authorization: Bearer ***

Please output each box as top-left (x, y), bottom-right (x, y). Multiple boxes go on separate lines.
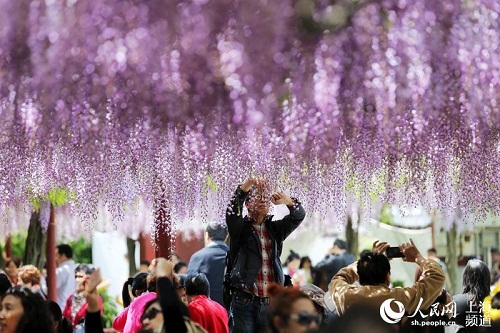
top-left (5, 286), bottom-right (31, 297)
top-left (289, 311), bottom-right (322, 326)
top-left (141, 307), bottom-right (161, 321)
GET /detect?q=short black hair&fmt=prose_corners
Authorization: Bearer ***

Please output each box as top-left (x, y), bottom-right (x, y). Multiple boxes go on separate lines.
top-left (140, 260), bottom-right (150, 266)
top-left (357, 252), bottom-right (390, 286)
top-left (334, 239), bottom-right (347, 250)
top-left (206, 221), bottom-right (228, 241)
top-left (57, 244), bottom-right (73, 259)
top-left (428, 248), bottom-right (437, 254)
top-left (185, 273), bottom-right (210, 296)
top-left (174, 261), bottom-right (187, 274)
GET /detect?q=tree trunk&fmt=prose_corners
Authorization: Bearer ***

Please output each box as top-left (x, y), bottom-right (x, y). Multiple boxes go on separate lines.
top-left (0, 241), bottom-right (4, 268)
top-left (446, 223), bottom-right (458, 295)
top-left (127, 237), bottom-right (137, 276)
top-left (24, 211), bottom-right (47, 270)
top-left (346, 213), bottom-right (359, 257)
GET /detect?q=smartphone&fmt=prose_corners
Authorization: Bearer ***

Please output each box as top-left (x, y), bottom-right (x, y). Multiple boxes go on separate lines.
top-left (386, 246), bottom-right (404, 258)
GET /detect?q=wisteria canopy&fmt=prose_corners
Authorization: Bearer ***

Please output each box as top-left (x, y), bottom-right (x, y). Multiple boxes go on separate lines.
top-left (0, 0), bottom-right (498, 236)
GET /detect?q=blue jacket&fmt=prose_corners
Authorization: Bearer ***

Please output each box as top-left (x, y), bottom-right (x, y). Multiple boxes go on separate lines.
top-left (187, 241), bottom-right (229, 307)
top-left (225, 186), bottom-right (306, 291)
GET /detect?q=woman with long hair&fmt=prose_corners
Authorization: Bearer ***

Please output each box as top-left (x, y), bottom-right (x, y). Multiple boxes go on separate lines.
top-left (0, 286), bottom-right (55, 333)
top-left (451, 259), bottom-right (491, 331)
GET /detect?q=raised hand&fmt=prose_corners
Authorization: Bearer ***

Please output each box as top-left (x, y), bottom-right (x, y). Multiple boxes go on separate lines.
top-left (372, 240), bottom-right (390, 254)
top-left (271, 192), bottom-right (294, 206)
top-left (399, 238), bottom-right (423, 263)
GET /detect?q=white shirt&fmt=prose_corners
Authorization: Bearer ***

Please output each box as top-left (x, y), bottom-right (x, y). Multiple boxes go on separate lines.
top-left (56, 259), bottom-right (76, 309)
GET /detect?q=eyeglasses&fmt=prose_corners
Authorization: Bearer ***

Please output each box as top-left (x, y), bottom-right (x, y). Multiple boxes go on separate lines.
top-left (289, 311), bottom-right (322, 326)
top-left (141, 307), bottom-right (161, 321)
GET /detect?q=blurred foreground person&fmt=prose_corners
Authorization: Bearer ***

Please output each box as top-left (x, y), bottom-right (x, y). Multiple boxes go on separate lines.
top-left (266, 283), bottom-right (320, 333)
top-left (185, 273), bottom-right (229, 333)
top-left (329, 239), bottom-right (445, 315)
top-left (0, 286), bottom-right (55, 333)
top-left (447, 259), bottom-right (491, 333)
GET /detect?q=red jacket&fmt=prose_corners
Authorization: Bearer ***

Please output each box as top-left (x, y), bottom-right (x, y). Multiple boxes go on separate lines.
top-left (62, 293), bottom-right (103, 328)
top-left (188, 295), bottom-right (229, 333)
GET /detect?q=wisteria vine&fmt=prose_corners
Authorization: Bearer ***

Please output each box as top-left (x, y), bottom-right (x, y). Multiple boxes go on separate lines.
top-left (0, 0), bottom-right (498, 237)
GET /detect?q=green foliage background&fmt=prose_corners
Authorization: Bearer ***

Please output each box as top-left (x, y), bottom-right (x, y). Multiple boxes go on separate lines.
top-left (7, 233), bottom-right (92, 265)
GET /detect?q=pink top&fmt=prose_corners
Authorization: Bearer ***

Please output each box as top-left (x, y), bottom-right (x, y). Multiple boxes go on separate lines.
top-left (113, 292), bottom-right (157, 333)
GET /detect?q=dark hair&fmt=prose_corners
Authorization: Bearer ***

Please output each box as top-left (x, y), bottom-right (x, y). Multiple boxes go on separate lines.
top-left (3, 286), bottom-right (55, 333)
top-left (267, 283), bottom-right (315, 333)
top-left (299, 256), bottom-right (312, 269)
top-left (285, 250), bottom-right (300, 265)
top-left (427, 248), bottom-right (437, 255)
top-left (334, 239), bottom-right (347, 250)
top-left (122, 272), bottom-right (148, 307)
top-left (140, 260), bottom-right (151, 267)
top-left (5, 256), bottom-right (22, 269)
top-left (46, 300), bottom-right (72, 333)
top-left (359, 249), bottom-right (371, 258)
top-left (75, 263), bottom-right (96, 275)
top-left (357, 252), bottom-right (390, 286)
top-left (492, 293), bottom-right (500, 309)
top-left (174, 261), bottom-right (187, 274)
top-left (0, 272), bottom-right (11, 294)
top-left (462, 259), bottom-right (490, 303)
top-left (56, 244), bottom-right (73, 259)
top-left (185, 273), bottom-right (210, 296)
top-left (206, 221), bottom-right (228, 241)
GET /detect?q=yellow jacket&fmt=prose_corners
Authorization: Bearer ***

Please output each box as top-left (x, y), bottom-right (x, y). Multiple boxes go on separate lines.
top-left (329, 258), bottom-right (445, 315)
top-left (483, 283), bottom-right (500, 322)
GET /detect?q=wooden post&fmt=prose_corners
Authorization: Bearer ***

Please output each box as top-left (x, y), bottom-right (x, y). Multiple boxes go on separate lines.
top-left (46, 204), bottom-right (57, 302)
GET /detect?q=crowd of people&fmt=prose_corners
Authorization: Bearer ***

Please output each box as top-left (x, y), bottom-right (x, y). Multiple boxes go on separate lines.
top-left (1, 177), bottom-right (500, 333)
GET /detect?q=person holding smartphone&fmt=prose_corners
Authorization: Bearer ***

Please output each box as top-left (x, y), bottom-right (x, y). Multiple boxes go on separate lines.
top-left (328, 239), bottom-right (445, 318)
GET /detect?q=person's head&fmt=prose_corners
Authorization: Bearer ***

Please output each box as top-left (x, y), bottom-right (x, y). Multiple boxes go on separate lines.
top-left (17, 265), bottom-right (41, 287)
top-left (46, 300), bottom-right (72, 333)
top-left (55, 244), bottom-right (73, 265)
top-left (0, 286), bottom-right (55, 333)
top-left (299, 256), bottom-right (312, 270)
top-left (267, 283), bottom-right (320, 333)
top-left (491, 248), bottom-right (500, 262)
top-left (74, 264), bottom-right (96, 293)
top-left (462, 259), bottom-right (490, 303)
top-left (140, 299), bottom-right (164, 333)
top-left (185, 273), bottom-right (210, 302)
top-left (173, 262), bottom-right (187, 275)
top-left (332, 239), bottom-right (347, 254)
top-left (4, 257), bottom-right (22, 281)
top-left (285, 251), bottom-right (301, 270)
top-left (326, 305), bottom-right (392, 333)
top-left (245, 187), bottom-right (271, 219)
top-left (427, 248), bottom-right (438, 257)
top-left (299, 284), bottom-right (328, 318)
top-left (0, 273), bottom-right (11, 295)
top-left (205, 221), bottom-right (228, 243)
top-left (122, 272), bottom-right (149, 307)
top-left (139, 260), bottom-right (151, 272)
top-left (174, 274), bottom-right (188, 304)
top-left (357, 252), bottom-right (391, 286)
